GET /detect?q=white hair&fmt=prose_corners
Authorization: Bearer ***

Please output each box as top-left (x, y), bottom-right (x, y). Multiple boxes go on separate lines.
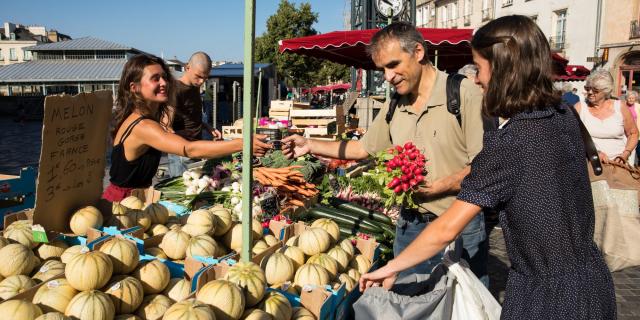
top-left (458, 64), bottom-right (477, 78)
top-left (585, 68), bottom-right (614, 98)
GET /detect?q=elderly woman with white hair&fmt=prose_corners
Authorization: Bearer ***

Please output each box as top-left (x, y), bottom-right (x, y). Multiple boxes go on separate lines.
top-left (625, 90), bottom-right (640, 164)
top-left (575, 69), bottom-right (638, 164)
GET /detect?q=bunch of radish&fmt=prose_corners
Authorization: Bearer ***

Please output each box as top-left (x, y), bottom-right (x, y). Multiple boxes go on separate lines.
top-left (385, 142), bottom-right (427, 194)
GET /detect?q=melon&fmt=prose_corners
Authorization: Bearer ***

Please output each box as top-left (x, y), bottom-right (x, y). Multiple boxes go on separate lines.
top-left (306, 254), bottom-right (339, 279)
top-left (283, 246), bottom-right (305, 270)
top-left (339, 239), bottom-right (355, 259)
top-left (264, 252), bottom-right (295, 285)
top-left (108, 212), bottom-right (137, 229)
top-left (0, 274), bottom-right (36, 299)
top-left (65, 250), bottom-right (113, 291)
top-left (129, 209), bottom-right (152, 232)
top-left (292, 307), bottom-right (315, 320)
top-left (327, 246), bottom-right (350, 273)
top-left (145, 247), bottom-right (168, 260)
top-left (159, 228), bottom-right (191, 260)
top-left (349, 254), bottom-right (371, 274)
top-left (135, 294), bottom-right (172, 320)
top-left (186, 235), bottom-right (220, 258)
top-left (32, 259), bottom-right (65, 283)
top-left (144, 203), bottom-right (169, 225)
top-left (0, 236), bottom-right (9, 249)
top-left (224, 261), bottom-right (266, 307)
top-left (33, 278), bottom-right (78, 314)
top-left (113, 201), bottom-right (129, 215)
top-left (209, 206), bottom-right (233, 236)
top-left (5, 222), bottom-right (36, 248)
top-left (115, 315), bottom-right (142, 320)
top-left (36, 240), bottom-right (69, 260)
top-left (310, 218), bottom-right (340, 244)
top-left (60, 245), bottom-right (84, 264)
top-left (347, 268), bottom-right (361, 282)
top-left (99, 237), bottom-right (140, 275)
top-left (270, 282), bottom-right (299, 295)
top-left (294, 263), bottom-right (330, 290)
top-left (35, 312), bottom-right (71, 320)
top-left (252, 240), bottom-right (269, 255)
top-left (222, 224), bottom-right (242, 251)
top-left (121, 196), bottom-right (144, 210)
top-left (30, 255), bottom-right (42, 271)
top-left (183, 209), bottom-right (216, 236)
top-left (260, 291), bottom-right (292, 320)
top-left (163, 278), bottom-right (191, 302)
top-left (69, 206), bottom-right (103, 236)
top-left (0, 300), bottom-right (42, 320)
top-left (162, 298), bottom-right (215, 320)
top-left (297, 228), bottom-right (331, 256)
top-left (149, 224), bottom-right (169, 236)
top-left (133, 260), bottom-right (170, 294)
top-left (242, 308), bottom-right (271, 320)
top-left (338, 273), bottom-right (356, 292)
top-left (64, 290), bottom-right (115, 320)
top-left (263, 234), bottom-right (280, 247)
top-left (285, 236), bottom-right (298, 247)
top-left (0, 243), bottom-right (36, 277)
top-left (196, 279), bottom-right (245, 320)
top-left (104, 276), bottom-right (144, 315)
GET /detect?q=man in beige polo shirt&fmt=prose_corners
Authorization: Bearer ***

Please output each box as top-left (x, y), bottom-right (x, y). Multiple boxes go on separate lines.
top-left (282, 22), bottom-right (488, 283)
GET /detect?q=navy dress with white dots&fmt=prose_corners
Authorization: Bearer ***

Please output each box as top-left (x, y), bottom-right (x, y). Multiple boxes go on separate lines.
top-left (457, 105), bottom-right (616, 319)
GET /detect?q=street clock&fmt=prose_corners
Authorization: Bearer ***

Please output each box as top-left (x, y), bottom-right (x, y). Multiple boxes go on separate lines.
top-left (375, 0), bottom-right (404, 18)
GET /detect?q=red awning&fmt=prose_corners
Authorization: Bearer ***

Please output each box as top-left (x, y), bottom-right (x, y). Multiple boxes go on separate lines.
top-left (279, 28), bottom-right (473, 70)
top-left (556, 65), bottom-right (591, 81)
top-left (308, 83), bottom-right (352, 94)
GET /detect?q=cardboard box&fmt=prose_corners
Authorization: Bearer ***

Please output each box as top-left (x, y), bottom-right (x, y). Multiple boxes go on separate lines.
top-left (270, 100), bottom-right (293, 112)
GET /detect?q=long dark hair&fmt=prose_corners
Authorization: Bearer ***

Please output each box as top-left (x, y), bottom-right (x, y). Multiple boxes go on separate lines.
top-left (112, 54), bottom-right (174, 138)
top-left (471, 15), bottom-right (560, 118)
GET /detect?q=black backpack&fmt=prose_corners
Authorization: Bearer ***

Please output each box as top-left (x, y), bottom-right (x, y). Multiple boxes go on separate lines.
top-left (385, 73), bottom-right (498, 131)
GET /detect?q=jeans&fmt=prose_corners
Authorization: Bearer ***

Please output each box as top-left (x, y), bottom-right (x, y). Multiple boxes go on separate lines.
top-left (636, 142), bottom-right (640, 166)
top-left (394, 208), bottom-right (489, 287)
top-left (167, 154), bottom-right (196, 178)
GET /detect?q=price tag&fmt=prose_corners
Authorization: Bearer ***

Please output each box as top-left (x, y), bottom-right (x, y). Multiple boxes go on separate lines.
top-left (32, 224), bottom-right (49, 243)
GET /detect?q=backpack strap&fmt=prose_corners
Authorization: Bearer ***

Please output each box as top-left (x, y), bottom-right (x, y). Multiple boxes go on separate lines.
top-left (385, 92), bottom-right (402, 124)
top-left (446, 73), bottom-right (465, 127)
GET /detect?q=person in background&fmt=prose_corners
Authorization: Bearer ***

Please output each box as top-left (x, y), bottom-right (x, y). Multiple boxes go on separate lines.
top-left (282, 22), bottom-right (489, 286)
top-left (103, 54), bottom-right (270, 202)
top-left (458, 64), bottom-right (478, 83)
top-left (625, 91), bottom-right (640, 165)
top-left (168, 52), bottom-right (221, 177)
top-left (575, 70), bottom-right (638, 164)
top-left (360, 15), bottom-right (616, 319)
top-left (202, 84), bottom-right (215, 139)
top-left (561, 83), bottom-right (579, 106)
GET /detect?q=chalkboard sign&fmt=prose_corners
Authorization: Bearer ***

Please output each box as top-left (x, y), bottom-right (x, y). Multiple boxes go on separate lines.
top-left (33, 91), bottom-right (112, 233)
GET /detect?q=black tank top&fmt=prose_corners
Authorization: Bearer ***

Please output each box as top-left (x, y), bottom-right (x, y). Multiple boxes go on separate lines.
top-left (109, 116), bottom-right (161, 188)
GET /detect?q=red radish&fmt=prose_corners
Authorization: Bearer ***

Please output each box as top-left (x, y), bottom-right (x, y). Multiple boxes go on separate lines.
top-left (394, 185), bottom-right (402, 193)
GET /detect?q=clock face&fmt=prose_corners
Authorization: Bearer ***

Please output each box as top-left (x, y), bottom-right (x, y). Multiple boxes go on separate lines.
top-left (376, 0), bottom-right (404, 17)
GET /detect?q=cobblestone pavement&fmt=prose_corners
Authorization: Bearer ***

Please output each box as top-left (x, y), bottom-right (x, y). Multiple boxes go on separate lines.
top-left (2, 116), bottom-right (640, 318)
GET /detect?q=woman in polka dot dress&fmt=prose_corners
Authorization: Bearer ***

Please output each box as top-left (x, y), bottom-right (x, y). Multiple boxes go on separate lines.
top-left (360, 15), bottom-right (616, 319)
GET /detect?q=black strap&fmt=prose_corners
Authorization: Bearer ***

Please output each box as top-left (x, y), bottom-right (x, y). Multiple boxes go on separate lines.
top-left (567, 105), bottom-right (603, 176)
top-left (119, 116), bottom-right (147, 144)
top-left (385, 92), bottom-right (402, 124)
top-left (446, 73), bottom-right (465, 127)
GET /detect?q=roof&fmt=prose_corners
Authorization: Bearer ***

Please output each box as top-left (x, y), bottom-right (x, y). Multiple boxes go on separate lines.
top-left (0, 27), bottom-right (42, 42)
top-left (24, 36), bottom-right (136, 51)
top-left (210, 63), bottom-right (272, 78)
top-left (0, 59), bottom-right (127, 83)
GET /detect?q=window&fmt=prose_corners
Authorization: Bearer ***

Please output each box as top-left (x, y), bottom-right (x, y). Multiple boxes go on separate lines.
top-left (482, 0), bottom-right (492, 21)
top-left (9, 33), bottom-right (15, 40)
top-left (464, 0), bottom-right (472, 16)
top-left (441, 7), bottom-right (448, 28)
top-left (551, 10), bottom-right (567, 50)
top-left (23, 50), bottom-right (32, 61)
top-left (502, 0), bottom-right (513, 7)
top-left (451, 2), bottom-right (458, 20)
top-left (9, 48), bottom-right (17, 61)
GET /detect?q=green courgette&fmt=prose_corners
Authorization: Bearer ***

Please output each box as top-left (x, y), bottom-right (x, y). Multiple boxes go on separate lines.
top-left (307, 209), bottom-right (382, 234)
top-left (312, 206), bottom-right (383, 233)
top-left (329, 198), bottom-right (393, 225)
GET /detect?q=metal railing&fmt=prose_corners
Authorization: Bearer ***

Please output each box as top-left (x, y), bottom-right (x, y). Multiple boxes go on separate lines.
top-left (631, 20), bottom-right (640, 39)
top-left (549, 36), bottom-right (566, 51)
top-left (482, 8), bottom-right (492, 21)
top-left (502, 0), bottom-right (513, 7)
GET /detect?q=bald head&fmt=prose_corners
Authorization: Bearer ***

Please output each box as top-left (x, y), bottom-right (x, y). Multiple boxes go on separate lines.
top-left (188, 52), bottom-right (212, 70)
top-left (182, 51), bottom-right (212, 87)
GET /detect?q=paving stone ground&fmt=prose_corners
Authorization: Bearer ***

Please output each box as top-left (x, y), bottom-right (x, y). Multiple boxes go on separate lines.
top-left (2, 116), bottom-right (640, 318)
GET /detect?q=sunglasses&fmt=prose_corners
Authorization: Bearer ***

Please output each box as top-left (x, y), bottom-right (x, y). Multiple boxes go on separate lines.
top-left (584, 86), bottom-right (603, 94)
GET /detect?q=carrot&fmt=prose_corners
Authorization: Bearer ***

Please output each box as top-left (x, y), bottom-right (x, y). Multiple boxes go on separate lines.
top-left (282, 165), bottom-right (304, 169)
top-left (289, 199), bottom-right (305, 207)
top-left (261, 167), bottom-right (291, 174)
top-left (305, 183), bottom-right (316, 189)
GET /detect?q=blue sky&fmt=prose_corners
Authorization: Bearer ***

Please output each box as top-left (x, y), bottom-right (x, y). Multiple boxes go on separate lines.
top-left (2, 0), bottom-right (349, 62)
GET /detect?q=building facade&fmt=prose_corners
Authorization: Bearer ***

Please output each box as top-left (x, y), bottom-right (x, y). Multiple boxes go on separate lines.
top-left (599, 0), bottom-right (640, 96)
top-left (416, 0), bottom-right (495, 29)
top-left (0, 22), bottom-right (71, 66)
top-left (494, 0), bottom-right (600, 70)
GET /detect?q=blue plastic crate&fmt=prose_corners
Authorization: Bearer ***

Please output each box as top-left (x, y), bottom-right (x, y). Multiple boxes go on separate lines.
top-left (0, 167), bottom-right (36, 227)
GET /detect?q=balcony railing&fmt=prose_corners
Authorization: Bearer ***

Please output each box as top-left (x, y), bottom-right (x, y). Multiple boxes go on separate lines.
top-left (549, 36), bottom-right (566, 51)
top-left (482, 8), bottom-right (492, 21)
top-left (502, 0), bottom-right (513, 7)
top-left (631, 20), bottom-right (640, 39)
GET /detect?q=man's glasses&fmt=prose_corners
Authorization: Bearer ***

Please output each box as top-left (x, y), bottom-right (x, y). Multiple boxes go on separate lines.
top-left (584, 86), bottom-right (602, 94)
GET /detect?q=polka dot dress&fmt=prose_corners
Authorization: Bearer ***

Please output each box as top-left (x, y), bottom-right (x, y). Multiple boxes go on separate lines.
top-left (457, 106), bottom-right (616, 319)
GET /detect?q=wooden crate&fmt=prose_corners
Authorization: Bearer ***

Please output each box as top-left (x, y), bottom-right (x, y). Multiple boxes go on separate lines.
top-left (222, 126), bottom-right (243, 139)
top-left (270, 100), bottom-right (293, 111)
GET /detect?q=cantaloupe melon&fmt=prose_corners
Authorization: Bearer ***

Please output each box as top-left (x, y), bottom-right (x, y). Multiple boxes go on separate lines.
top-left (64, 290), bottom-right (115, 320)
top-left (32, 278), bottom-right (78, 314)
top-left (132, 260), bottom-right (170, 294)
top-left (64, 250), bottom-right (113, 291)
top-left (69, 206), bottom-right (103, 236)
top-left (162, 299), bottom-right (215, 320)
top-left (104, 276), bottom-right (144, 315)
top-left (99, 237), bottom-right (140, 275)
top-left (224, 261), bottom-right (266, 307)
top-left (0, 299), bottom-right (42, 320)
top-left (0, 274), bottom-right (36, 299)
top-left (196, 279), bottom-right (245, 320)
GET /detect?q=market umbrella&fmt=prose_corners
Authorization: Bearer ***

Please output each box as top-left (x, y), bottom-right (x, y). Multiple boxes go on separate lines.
top-left (279, 28), bottom-right (474, 71)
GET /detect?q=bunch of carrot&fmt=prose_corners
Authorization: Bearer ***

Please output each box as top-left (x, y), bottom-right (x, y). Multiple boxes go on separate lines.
top-left (253, 166), bottom-right (318, 208)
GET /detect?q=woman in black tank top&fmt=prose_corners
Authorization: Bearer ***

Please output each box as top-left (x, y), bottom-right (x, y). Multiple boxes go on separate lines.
top-left (103, 54), bottom-right (272, 202)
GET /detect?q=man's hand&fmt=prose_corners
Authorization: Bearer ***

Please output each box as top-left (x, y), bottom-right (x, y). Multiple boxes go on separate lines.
top-left (252, 134), bottom-right (272, 157)
top-left (281, 134), bottom-right (311, 159)
top-left (359, 263), bottom-right (398, 292)
top-left (211, 129), bottom-right (222, 140)
top-left (417, 178), bottom-right (452, 198)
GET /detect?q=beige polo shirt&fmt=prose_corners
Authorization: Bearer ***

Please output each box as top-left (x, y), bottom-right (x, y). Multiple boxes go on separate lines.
top-left (360, 69), bottom-right (485, 215)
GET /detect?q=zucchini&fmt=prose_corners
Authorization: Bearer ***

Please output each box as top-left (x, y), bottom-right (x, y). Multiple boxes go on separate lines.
top-left (312, 206), bottom-right (383, 232)
top-left (307, 209), bottom-right (382, 234)
top-left (329, 198), bottom-right (393, 225)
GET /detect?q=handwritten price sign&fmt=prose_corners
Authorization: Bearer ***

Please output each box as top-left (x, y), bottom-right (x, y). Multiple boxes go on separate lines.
top-left (34, 91), bottom-right (112, 233)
